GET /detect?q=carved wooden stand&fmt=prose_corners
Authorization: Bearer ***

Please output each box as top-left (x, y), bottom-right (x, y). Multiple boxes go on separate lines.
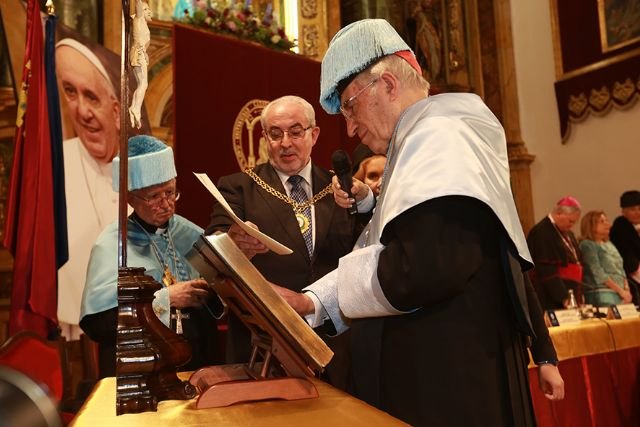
top-left (187, 235), bottom-right (331, 409)
top-left (116, 267), bottom-right (197, 415)
top-left (189, 333), bottom-right (318, 408)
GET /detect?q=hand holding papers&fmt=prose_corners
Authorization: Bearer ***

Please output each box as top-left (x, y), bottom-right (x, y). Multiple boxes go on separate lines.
top-left (193, 172), bottom-right (293, 255)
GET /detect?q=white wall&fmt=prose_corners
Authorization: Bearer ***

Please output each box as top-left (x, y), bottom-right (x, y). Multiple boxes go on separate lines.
top-left (510, 0), bottom-right (640, 230)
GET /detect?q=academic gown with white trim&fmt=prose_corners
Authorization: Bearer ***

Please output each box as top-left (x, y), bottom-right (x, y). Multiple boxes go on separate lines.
top-left (306, 93), bottom-right (557, 426)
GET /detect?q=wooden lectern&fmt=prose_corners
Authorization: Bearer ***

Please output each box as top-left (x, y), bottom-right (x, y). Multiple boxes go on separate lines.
top-left (187, 233), bottom-right (334, 408)
top-left (115, 267), bottom-right (197, 414)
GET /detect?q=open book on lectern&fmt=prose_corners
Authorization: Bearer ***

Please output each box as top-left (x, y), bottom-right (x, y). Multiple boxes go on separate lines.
top-left (187, 232), bottom-right (334, 378)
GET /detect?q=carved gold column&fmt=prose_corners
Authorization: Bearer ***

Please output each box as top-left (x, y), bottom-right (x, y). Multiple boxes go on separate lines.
top-left (298, 0), bottom-right (338, 59)
top-left (493, 0), bottom-right (536, 234)
top-left (104, 0), bottom-right (124, 54)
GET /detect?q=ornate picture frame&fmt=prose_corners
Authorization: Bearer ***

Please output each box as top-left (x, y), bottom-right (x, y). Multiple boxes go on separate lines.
top-left (597, 0), bottom-right (640, 53)
top-left (549, 0), bottom-right (640, 141)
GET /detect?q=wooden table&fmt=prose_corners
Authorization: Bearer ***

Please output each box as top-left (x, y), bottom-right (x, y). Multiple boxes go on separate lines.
top-left (69, 374), bottom-right (407, 426)
top-left (529, 317), bottom-right (640, 427)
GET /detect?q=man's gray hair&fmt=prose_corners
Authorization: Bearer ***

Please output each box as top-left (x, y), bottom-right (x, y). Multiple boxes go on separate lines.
top-left (260, 95), bottom-right (316, 129)
top-left (357, 55), bottom-right (430, 95)
top-left (552, 204), bottom-right (581, 215)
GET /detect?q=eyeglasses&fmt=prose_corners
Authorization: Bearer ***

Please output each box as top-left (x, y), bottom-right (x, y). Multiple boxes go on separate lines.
top-left (131, 189), bottom-right (180, 207)
top-left (265, 125), bottom-right (313, 142)
top-left (339, 78), bottom-right (378, 120)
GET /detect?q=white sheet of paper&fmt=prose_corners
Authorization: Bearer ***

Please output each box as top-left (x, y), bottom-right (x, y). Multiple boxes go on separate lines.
top-left (193, 172), bottom-right (293, 255)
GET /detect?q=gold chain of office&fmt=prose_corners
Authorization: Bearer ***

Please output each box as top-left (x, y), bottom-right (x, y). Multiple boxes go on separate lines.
top-left (244, 168), bottom-right (333, 213)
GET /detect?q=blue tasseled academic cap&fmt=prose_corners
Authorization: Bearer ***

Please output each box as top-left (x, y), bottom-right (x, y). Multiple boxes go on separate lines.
top-left (112, 135), bottom-right (177, 191)
top-left (319, 19), bottom-right (414, 115)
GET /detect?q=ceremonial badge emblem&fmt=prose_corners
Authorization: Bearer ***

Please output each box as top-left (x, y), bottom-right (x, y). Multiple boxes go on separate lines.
top-left (296, 212), bottom-right (310, 233)
top-left (233, 99), bottom-right (270, 171)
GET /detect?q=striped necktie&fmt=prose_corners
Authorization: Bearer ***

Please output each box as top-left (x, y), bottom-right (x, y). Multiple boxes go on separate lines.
top-left (288, 175), bottom-right (313, 256)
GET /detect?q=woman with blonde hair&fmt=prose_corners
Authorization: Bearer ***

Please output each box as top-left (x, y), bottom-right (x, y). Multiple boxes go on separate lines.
top-left (354, 154), bottom-right (386, 197)
top-left (579, 210), bottom-right (632, 306)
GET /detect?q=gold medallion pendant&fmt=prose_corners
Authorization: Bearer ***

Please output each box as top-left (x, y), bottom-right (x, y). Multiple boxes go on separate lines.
top-left (162, 264), bottom-right (177, 287)
top-left (296, 212), bottom-right (310, 233)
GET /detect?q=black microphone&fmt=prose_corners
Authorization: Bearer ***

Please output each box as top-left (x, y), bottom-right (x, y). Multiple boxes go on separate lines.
top-left (331, 149), bottom-right (358, 215)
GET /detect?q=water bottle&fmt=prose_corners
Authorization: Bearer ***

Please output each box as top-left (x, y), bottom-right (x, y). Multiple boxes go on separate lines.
top-left (567, 289), bottom-right (582, 319)
top-left (567, 289), bottom-right (578, 309)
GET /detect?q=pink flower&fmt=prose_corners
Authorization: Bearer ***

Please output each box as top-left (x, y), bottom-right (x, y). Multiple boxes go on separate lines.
top-left (226, 20), bottom-right (238, 31)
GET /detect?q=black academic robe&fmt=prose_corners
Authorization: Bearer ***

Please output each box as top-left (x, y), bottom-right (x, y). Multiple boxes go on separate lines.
top-left (350, 196), bottom-right (556, 427)
top-left (610, 216), bottom-right (640, 304)
top-left (527, 216), bottom-right (582, 310)
top-left (206, 162), bottom-right (362, 390)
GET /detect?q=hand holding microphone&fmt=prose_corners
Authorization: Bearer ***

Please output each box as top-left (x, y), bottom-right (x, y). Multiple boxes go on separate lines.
top-left (331, 149), bottom-right (358, 215)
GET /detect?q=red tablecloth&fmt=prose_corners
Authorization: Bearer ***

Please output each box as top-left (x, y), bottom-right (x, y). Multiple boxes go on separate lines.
top-left (529, 318), bottom-right (640, 427)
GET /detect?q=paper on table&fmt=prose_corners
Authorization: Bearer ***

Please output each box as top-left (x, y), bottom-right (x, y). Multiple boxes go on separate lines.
top-left (193, 172), bottom-right (293, 255)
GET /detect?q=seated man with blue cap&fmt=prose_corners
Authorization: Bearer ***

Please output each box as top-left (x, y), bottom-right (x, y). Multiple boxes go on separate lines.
top-left (273, 19), bottom-right (564, 425)
top-left (80, 135), bottom-right (222, 377)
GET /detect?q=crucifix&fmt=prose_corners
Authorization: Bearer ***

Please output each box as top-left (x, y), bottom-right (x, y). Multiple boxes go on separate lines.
top-left (129, 0), bottom-right (151, 128)
top-left (171, 310), bottom-right (190, 335)
top-left (116, 0), bottom-right (196, 415)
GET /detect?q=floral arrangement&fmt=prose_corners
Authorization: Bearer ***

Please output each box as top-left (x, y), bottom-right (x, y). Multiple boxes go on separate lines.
top-left (178, 0), bottom-right (296, 52)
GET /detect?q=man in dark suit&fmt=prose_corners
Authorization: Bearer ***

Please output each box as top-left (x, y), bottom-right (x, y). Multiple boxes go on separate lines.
top-left (527, 196), bottom-right (584, 310)
top-left (610, 190), bottom-right (640, 305)
top-left (206, 95), bottom-right (360, 389)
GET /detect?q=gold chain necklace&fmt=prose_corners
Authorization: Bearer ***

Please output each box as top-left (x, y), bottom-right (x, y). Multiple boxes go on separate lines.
top-left (131, 217), bottom-right (179, 286)
top-left (244, 168), bottom-right (333, 213)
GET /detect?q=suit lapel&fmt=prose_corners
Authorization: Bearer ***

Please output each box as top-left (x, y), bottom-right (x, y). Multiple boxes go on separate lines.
top-left (256, 163), bottom-right (309, 260)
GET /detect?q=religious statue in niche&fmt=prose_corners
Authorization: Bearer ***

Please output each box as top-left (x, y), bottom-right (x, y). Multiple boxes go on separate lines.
top-left (402, 0), bottom-right (472, 93)
top-left (129, 0), bottom-right (152, 129)
top-left (406, 0), bottom-right (443, 83)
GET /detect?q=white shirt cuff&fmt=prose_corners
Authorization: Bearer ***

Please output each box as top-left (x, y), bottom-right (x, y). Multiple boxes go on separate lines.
top-left (303, 291), bottom-right (327, 328)
top-left (356, 187), bottom-right (375, 213)
top-left (153, 287), bottom-right (170, 327)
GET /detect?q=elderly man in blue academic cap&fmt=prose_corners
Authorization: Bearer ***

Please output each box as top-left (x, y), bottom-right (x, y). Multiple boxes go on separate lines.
top-left (79, 135), bottom-right (221, 378)
top-left (275, 19), bottom-right (564, 426)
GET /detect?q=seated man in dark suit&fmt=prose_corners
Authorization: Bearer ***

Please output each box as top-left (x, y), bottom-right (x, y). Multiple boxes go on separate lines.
top-left (528, 196), bottom-right (584, 310)
top-left (610, 190), bottom-right (640, 305)
top-left (206, 96), bottom-right (361, 390)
